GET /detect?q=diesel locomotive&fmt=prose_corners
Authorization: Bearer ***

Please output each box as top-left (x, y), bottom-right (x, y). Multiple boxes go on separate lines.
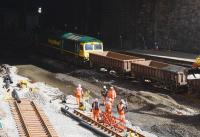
top-left (38, 32), bottom-right (103, 64)
top-left (37, 32), bottom-right (199, 93)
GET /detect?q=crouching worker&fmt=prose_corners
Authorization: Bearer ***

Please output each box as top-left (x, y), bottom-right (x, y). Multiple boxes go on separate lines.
top-left (105, 98), bottom-right (112, 115)
top-left (117, 99), bottom-right (127, 122)
top-left (92, 98), bottom-right (100, 121)
top-left (18, 80), bottom-right (28, 89)
top-left (83, 90), bottom-right (91, 104)
top-left (79, 101), bottom-right (86, 111)
top-left (74, 84), bottom-right (84, 106)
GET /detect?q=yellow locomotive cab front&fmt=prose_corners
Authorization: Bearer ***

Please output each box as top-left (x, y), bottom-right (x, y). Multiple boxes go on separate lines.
top-left (81, 42), bottom-right (103, 60)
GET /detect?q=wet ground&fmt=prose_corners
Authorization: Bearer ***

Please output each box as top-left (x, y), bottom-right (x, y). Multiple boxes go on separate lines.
top-left (17, 65), bottom-right (75, 95)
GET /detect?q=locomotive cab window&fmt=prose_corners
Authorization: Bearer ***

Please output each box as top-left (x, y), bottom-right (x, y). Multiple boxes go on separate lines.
top-left (85, 44), bottom-right (93, 50)
top-left (94, 44), bottom-right (102, 50)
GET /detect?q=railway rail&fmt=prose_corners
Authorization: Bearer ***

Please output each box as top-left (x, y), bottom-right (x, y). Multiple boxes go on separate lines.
top-left (9, 99), bottom-right (58, 137)
top-left (73, 109), bottom-right (145, 137)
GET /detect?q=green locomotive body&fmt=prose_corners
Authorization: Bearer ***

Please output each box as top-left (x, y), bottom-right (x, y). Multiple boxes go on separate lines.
top-left (38, 32), bottom-right (103, 63)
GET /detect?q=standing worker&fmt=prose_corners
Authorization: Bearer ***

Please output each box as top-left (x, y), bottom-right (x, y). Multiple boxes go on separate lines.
top-left (105, 98), bottom-right (112, 115)
top-left (74, 84), bottom-right (84, 106)
top-left (107, 86), bottom-right (116, 104)
top-left (117, 99), bottom-right (127, 122)
top-left (91, 98), bottom-right (100, 121)
top-left (101, 85), bottom-right (108, 105)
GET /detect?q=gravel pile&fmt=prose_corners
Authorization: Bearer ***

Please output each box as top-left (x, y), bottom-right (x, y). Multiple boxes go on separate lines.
top-left (151, 124), bottom-right (199, 137)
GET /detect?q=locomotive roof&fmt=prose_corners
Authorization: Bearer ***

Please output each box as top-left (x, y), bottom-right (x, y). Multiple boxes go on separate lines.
top-left (61, 32), bottom-right (102, 43)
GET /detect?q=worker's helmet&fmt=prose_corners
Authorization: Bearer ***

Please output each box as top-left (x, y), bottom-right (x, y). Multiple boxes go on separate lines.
top-left (78, 84), bottom-right (81, 88)
top-left (110, 86), bottom-right (114, 89)
top-left (120, 99), bottom-right (126, 105)
top-left (103, 85), bottom-right (106, 89)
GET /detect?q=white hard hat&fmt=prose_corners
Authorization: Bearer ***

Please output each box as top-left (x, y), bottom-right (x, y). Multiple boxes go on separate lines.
top-left (94, 98), bottom-right (98, 102)
top-left (120, 99), bottom-right (125, 104)
top-left (103, 85), bottom-right (106, 89)
top-left (110, 86), bottom-right (114, 89)
top-left (78, 84), bottom-right (81, 88)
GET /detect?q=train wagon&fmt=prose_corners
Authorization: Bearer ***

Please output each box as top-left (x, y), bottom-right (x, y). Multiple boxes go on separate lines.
top-left (187, 75), bottom-right (200, 93)
top-left (38, 32), bottom-right (103, 64)
top-left (89, 51), bottom-right (145, 73)
top-left (188, 79), bottom-right (200, 93)
top-left (131, 60), bottom-right (188, 90)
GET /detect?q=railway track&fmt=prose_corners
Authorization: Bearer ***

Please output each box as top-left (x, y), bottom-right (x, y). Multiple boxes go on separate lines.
top-left (9, 99), bottom-right (58, 137)
top-left (73, 109), bottom-right (145, 137)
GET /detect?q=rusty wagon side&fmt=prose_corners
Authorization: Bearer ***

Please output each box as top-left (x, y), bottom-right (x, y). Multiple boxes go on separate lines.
top-left (131, 60), bottom-right (188, 90)
top-left (89, 51), bottom-right (145, 73)
top-left (187, 78), bottom-right (200, 93)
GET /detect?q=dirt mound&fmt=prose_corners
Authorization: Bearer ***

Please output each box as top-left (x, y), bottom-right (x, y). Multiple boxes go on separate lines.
top-left (151, 124), bottom-right (199, 137)
top-left (135, 91), bottom-right (196, 115)
top-left (114, 85), bottom-right (197, 116)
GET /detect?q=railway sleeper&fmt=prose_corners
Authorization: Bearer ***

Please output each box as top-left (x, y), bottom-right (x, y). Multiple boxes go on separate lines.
top-left (10, 100), bottom-right (58, 137)
top-left (74, 110), bottom-right (124, 136)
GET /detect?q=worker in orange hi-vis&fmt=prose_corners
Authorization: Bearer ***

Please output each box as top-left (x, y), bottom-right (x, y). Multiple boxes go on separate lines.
top-left (105, 98), bottom-right (112, 115)
top-left (117, 99), bottom-right (127, 122)
top-left (74, 84), bottom-right (84, 106)
top-left (101, 85), bottom-right (108, 105)
top-left (107, 86), bottom-right (116, 104)
top-left (91, 98), bottom-right (100, 121)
